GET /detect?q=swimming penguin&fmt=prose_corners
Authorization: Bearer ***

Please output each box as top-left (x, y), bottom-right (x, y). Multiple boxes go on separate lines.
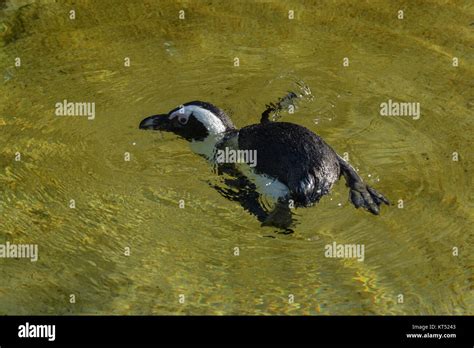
top-left (139, 97), bottom-right (389, 229)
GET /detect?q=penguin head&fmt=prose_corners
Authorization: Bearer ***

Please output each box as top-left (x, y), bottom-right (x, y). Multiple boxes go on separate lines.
top-left (139, 101), bottom-right (235, 141)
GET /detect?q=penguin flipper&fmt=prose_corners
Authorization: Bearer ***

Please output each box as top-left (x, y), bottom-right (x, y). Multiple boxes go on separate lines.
top-left (261, 199), bottom-right (295, 233)
top-left (211, 163), bottom-right (269, 222)
top-left (260, 91), bottom-right (298, 124)
top-left (212, 163), bottom-right (296, 231)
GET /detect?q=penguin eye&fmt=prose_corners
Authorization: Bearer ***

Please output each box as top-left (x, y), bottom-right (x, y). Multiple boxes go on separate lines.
top-left (178, 115), bottom-right (188, 125)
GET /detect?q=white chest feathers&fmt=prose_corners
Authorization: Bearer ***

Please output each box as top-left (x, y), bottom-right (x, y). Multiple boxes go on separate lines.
top-left (193, 134), bottom-right (290, 202)
top-left (238, 163), bottom-right (290, 201)
top-left (189, 133), bottom-right (225, 159)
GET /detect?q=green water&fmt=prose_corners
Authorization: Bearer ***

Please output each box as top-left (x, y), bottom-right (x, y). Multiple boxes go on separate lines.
top-left (0, 0), bottom-right (472, 315)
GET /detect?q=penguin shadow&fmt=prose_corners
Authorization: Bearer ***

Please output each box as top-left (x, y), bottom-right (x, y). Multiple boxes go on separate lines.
top-left (209, 162), bottom-right (298, 235)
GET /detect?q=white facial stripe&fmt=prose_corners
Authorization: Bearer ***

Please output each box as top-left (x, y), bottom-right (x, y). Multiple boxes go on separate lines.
top-left (169, 108), bottom-right (189, 124)
top-left (170, 105), bottom-right (226, 135)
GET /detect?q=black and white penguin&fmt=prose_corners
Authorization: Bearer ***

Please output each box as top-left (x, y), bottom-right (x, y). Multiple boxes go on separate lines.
top-left (139, 99), bottom-right (389, 229)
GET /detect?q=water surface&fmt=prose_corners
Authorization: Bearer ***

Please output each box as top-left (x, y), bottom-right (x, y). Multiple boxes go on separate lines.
top-left (0, 0), bottom-right (472, 315)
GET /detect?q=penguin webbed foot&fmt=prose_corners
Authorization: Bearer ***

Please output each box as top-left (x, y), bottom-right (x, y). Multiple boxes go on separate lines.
top-left (349, 181), bottom-right (390, 215)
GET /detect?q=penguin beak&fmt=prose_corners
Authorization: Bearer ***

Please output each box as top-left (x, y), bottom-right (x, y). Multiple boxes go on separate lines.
top-left (139, 114), bottom-right (170, 131)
